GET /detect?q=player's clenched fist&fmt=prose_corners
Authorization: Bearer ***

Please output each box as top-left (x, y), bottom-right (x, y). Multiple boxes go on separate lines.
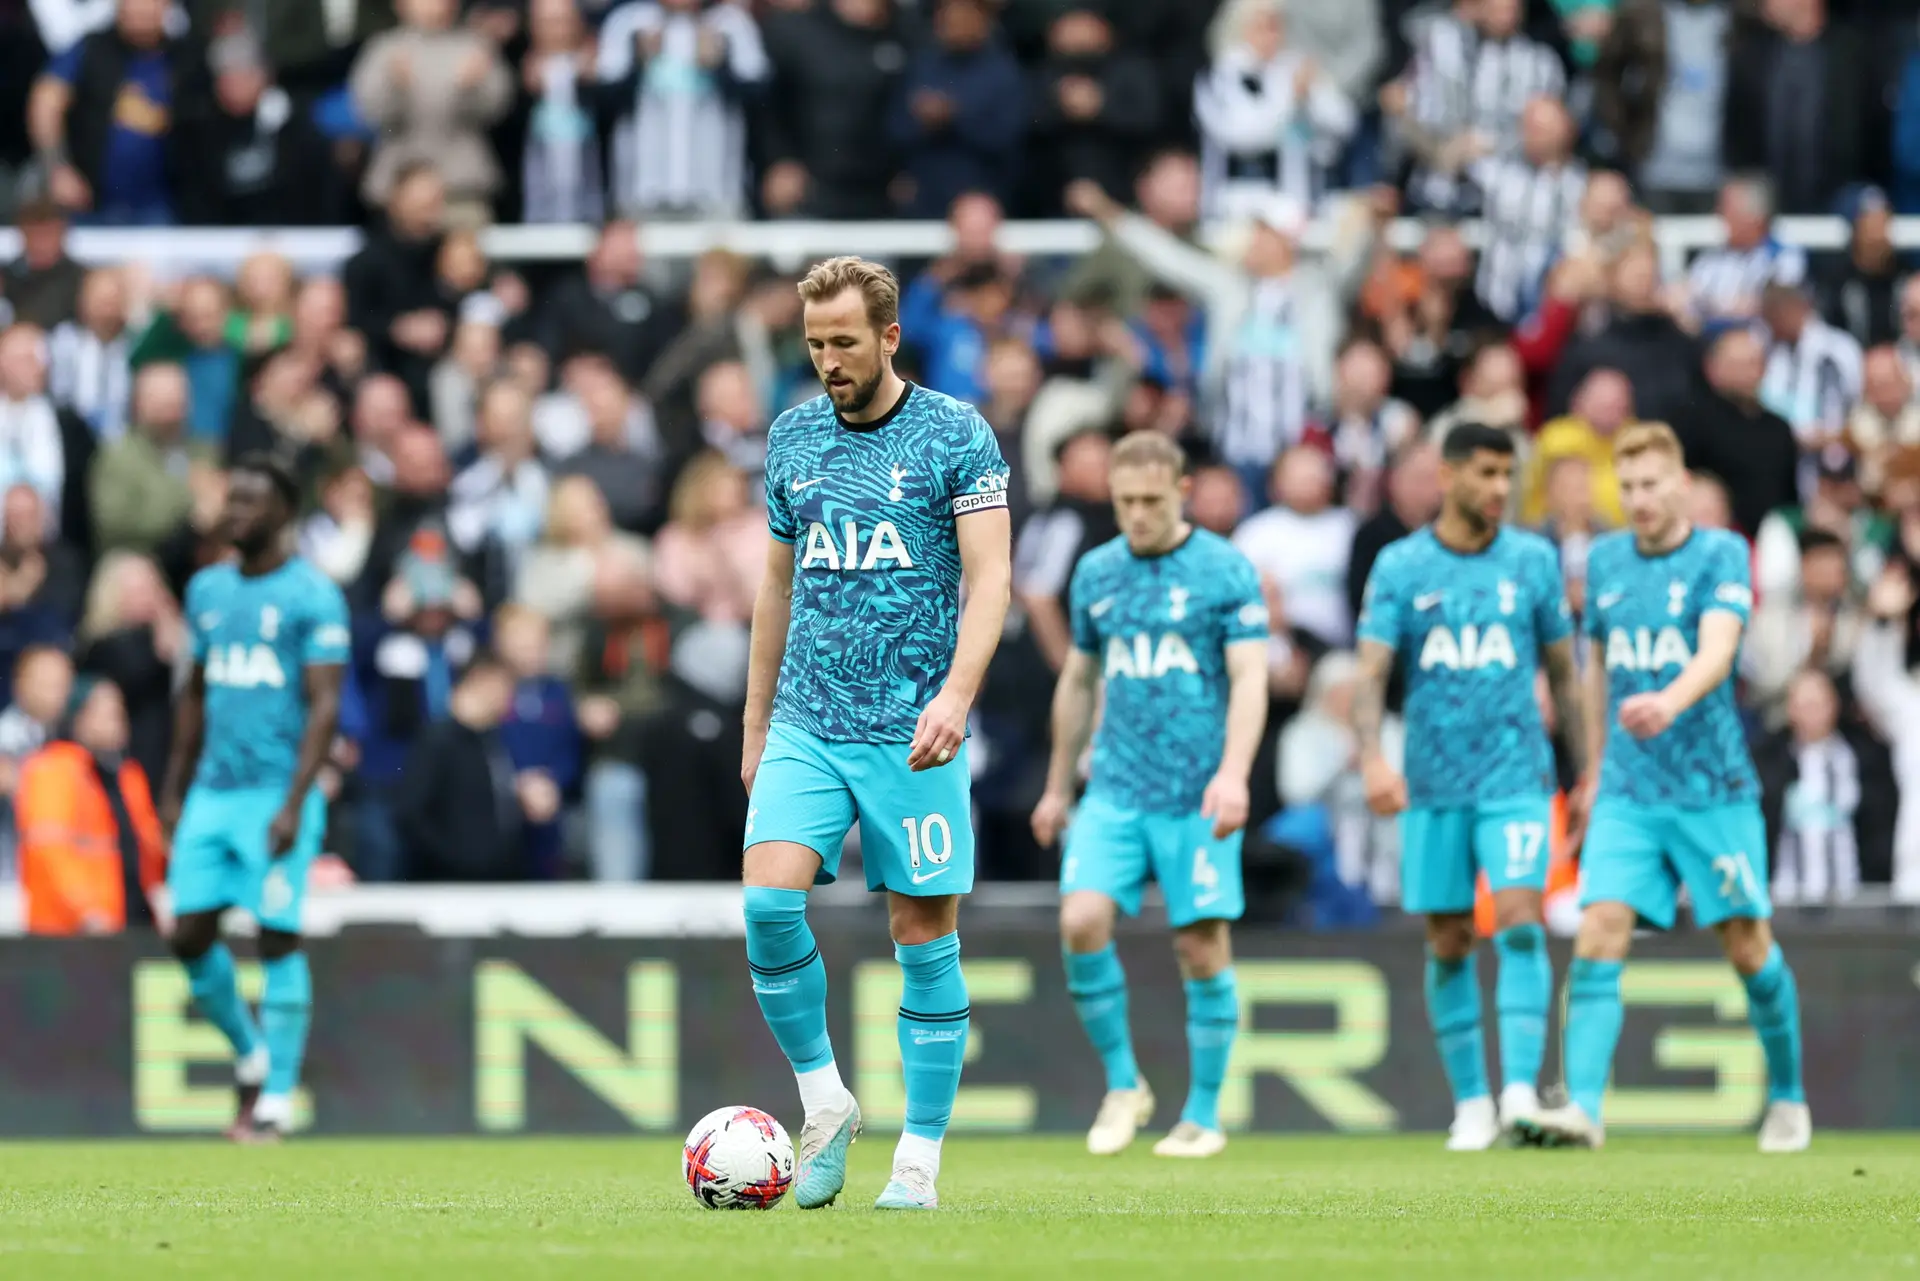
top-left (1030, 788), bottom-right (1072, 848)
top-left (1360, 754), bottom-right (1408, 817)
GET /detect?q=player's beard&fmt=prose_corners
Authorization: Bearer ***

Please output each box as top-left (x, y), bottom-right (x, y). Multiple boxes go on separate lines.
top-left (826, 364), bottom-right (885, 415)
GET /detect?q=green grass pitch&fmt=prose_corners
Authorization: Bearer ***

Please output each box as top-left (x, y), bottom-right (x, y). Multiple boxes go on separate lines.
top-left (2, 1135), bottom-right (1916, 1280)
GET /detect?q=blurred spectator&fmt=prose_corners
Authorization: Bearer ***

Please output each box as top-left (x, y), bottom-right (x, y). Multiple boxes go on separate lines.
top-left (1755, 447), bottom-right (1882, 601)
top-left (1760, 667), bottom-right (1885, 905)
top-left (0, 324), bottom-right (72, 532)
top-left (1820, 187), bottom-right (1900, 350)
top-left (918, 262), bottom-right (1016, 404)
top-left (1394, 0), bottom-right (1564, 215)
top-left (1277, 648), bottom-right (1402, 908)
top-left (152, 458), bottom-right (228, 597)
top-left (1064, 149), bottom-right (1201, 316)
top-left (1345, 438), bottom-right (1442, 627)
top-left (0, 646), bottom-right (74, 869)
top-left (1189, 463), bottom-right (1248, 537)
top-left (537, 220), bottom-right (685, 384)
top-left (299, 465), bottom-right (377, 588)
top-left (556, 355), bottom-right (664, 533)
top-left (447, 380), bottom-right (550, 564)
top-left (349, 375), bottom-right (411, 490)
top-left (345, 162), bottom-right (448, 405)
top-left (759, 0), bottom-right (907, 219)
top-left (288, 276), bottom-right (364, 400)
top-left (46, 267), bottom-right (132, 441)
top-left (888, 0), bottom-right (1024, 219)
top-left (246, 0), bottom-right (398, 98)
top-left (229, 252), bottom-right (297, 356)
top-left (225, 351), bottom-right (348, 488)
top-left (128, 277), bottom-right (241, 443)
top-left (1426, 342), bottom-right (1533, 485)
top-left (1015, 300), bottom-right (1137, 499)
top-left (639, 248), bottom-right (761, 443)
top-left (1512, 252), bottom-right (1604, 428)
top-left (1853, 563), bottom-right (1920, 900)
top-left (1234, 445), bottom-right (1357, 647)
top-left (693, 358), bottom-right (767, 480)
top-left (493, 603), bottom-right (580, 880)
top-left (1194, 0), bottom-right (1356, 219)
top-left (572, 539), bottom-right (666, 880)
top-left (89, 363), bottom-right (206, 555)
top-left (1723, 0), bottom-right (1876, 217)
top-left (1760, 280), bottom-right (1863, 449)
top-left (1381, 226), bottom-right (1503, 420)
top-left (516, 472), bottom-right (651, 676)
top-left (2, 484), bottom-right (86, 624)
top-left (175, 29), bottom-right (337, 226)
top-left (1687, 470), bottom-right (1734, 531)
top-left (1523, 366), bottom-right (1633, 526)
top-left (1680, 328), bottom-right (1799, 537)
top-left (598, 0), bottom-right (769, 220)
top-left (1744, 527), bottom-right (1862, 727)
top-left (1535, 455), bottom-right (1604, 614)
top-left (430, 301), bottom-right (504, 454)
top-left (394, 649), bottom-right (530, 880)
top-left (1849, 347), bottom-right (1920, 492)
top-left (1472, 96), bottom-right (1584, 322)
top-left (1271, 0), bottom-right (1381, 135)
top-left (1012, 428), bottom-right (1114, 672)
top-left (1684, 175), bottom-right (1808, 334)
top-left (1325, 338), bottom-right (1419, 513)
top-left (1030, 7), bottom-right (1161, 211)
top-left (28, 0), bottom-right (198, 225)
top-left (651, 452), bottom-right (763, 625)
top-left (17, 677), bottom-right (165, 934)
top-left (351, 0), bottom-right (513, 221)
top-left (1597, 0), bottom-right (1730, 212)
top-left (0, 199), bottom-right (84, 330)
top-left (1549, 241), bottom-right (1697, 426)
top-left (73, 549), bottom-right (179, 784)
top-left (519, 0), bottom-right (605, 225)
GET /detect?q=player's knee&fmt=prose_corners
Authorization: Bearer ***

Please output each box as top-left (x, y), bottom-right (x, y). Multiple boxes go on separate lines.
top-left (1423, 913), bottom-right (1476, 962)
top-left (1574, 901), bottom-right (1635, 960)
top-left (1058, 893), bottom-right (1115, 954)
top-left (1172, 920), bottom-right (1231, 978)
top-left (888, 893), bottom-right (959, 947)
top-left (1715, 917), bottom-right (1774, 976)
top-left (742, 841), bottom-right (821, 892)
top-left (257, 929), bottom-right (303, 962)
top-left (1491, 889), bottom-right (1543, 933)
top-left (168, 911), bottom-right (220, 962)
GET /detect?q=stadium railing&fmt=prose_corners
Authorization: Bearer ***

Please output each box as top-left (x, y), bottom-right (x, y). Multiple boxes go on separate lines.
top-left (0, 214), bottom-right (1899, 277)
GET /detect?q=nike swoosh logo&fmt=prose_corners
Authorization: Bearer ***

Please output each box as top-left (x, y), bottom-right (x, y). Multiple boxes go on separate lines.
top-left (1597, 592), bottom-right (1624, 609)
top-left (1191, 893), bottom-right (1220, 907)
top-left (1089, 598), bottom-right (1114, 617)
top-left (199, 614), bottom-right (221, 629)
top-left (910, 867), bottom-right (950, 885)
top-left (1414, 593), bottom-right (1443, 610)
top-left (790, 478), bottom-right (828, 493)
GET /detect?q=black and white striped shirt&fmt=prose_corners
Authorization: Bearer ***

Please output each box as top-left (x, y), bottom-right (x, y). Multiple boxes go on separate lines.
top-left (596, 2), bottom-right (770, 218)
top-left (1406, 20), bottom-right (1564, 214)
top-left (1472, 157), bottom-right (1586, 321)
top-left (1687, 239), bottom-right (1809, 325)
top-left (1218, 280), bottom-right (1310, 468)
top-left (1195, 49), bottom-right (1358, 219)
top-left (45, 322), bottom-right (131, 441)
top-left (1774, 735), bottom-right (1861, 905)
top-left (1761, 317), bottom-right (1863, 443)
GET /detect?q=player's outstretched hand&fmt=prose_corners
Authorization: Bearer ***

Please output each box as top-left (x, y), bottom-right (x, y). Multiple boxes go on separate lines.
top-left (908, 688), bottom-right (968, 773)
top-left (1618, 691), bottom-right (1675, 740)
top-left (1200, 773), bottom-right (1250, 840)
top-left (1031, 789), bottom-right (1072, 848)
top-left (1360, 755), bottom-right (1407, 817)
top-left (267, 802), bottom-right (302, 858)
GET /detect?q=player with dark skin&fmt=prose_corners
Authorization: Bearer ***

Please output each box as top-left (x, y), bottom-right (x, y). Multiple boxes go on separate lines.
top-left (158, 458), bottom-right (345, 1140)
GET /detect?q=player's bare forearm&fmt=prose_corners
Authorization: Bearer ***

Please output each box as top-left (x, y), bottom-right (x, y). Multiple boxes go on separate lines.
top-left (1352, 639), bottom-right (1395, 763)
top-left (1216, 640), bottom-right (1271, 782)
top-left (943, 509), bottom-right (1012, 705)
top-left (159, 665), bottom-right (207, 814)
top-left (1043, 649), bottom-right (1100, 796)
top-left (1542, 637), bottom-right (1588, 780)
top-left (1659, 612), bottom-right (1742, 717)
top-left (1582, 639), bottom-right (1608, 780)
top-left (282, 664), bottom-right (344, 813)
top-left (744, 537), bottom-right (796, 732)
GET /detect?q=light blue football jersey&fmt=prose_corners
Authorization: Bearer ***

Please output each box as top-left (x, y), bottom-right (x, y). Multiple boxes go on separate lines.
top-left (765, 384), bottom-right (1010, 744)
top-left (186, 557), bottom-right (350, 793)
top-left (1356, 525), bottom-right (1571, 807)
top-left (1069, 530), bottom-right (1269, 814)
top-left (1583, 527), bottom-right (1759, 806)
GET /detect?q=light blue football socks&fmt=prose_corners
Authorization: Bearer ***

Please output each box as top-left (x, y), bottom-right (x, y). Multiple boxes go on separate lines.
top-left (260, 951), bottom-right (312, 1100)
top-left (184, 943), bottom-right (262, 1058)
top-left (1425, 951), bottom-right (1490, 1105)
top-left (1180, 970), bottom-right (1239, 1130)
top-left (1741, 944), bottom-right (1806, 1105)
top-left (1564, 957), bottom-right (1625, 1119)
top-left (1065, 945), bottom-right (1139, 1091)
top-left (896, 932), bottom-right (970, 1144)
top-left (743, 886), bottom-right (834, 1073)
top-left (1494, 924), bottom-right (1550, 1093)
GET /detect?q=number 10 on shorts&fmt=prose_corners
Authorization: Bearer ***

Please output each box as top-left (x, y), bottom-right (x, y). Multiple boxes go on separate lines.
top-left (901, 813), bottom-right (954, 868)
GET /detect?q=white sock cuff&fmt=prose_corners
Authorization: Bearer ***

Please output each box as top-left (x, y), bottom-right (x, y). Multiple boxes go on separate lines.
top-left (795, 1061), bottom-right (848, 1117)
top-left (893, 1131), bottom-right (942, 1177)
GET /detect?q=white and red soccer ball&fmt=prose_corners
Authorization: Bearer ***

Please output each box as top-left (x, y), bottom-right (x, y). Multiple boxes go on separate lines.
top-left (682, 1106), bottom-right (795, 1210)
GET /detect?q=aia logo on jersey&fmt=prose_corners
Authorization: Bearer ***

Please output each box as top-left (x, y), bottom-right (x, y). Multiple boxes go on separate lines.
top-left (206, 643), bottom-right (288, 689)
top-left (1604, 626), bottom-right (1693, 672)
top-left (1416, 623), bottom-right (1516, 671)
top-left (799, 519), bottom-right (914, 571)
top-left (1104, 632), bottom-right (1199, 680)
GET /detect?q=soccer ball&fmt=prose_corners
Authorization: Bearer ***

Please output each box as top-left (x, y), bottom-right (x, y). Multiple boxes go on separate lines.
top-left (682, 1106), bottom-right (795, 1210)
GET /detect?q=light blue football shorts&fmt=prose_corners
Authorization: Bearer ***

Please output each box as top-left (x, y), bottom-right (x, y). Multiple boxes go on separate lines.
top-left (1578, 798), bottom-right (1771, 929)
top-left (1060, 792), bottom-right (1245, 928)
top-left (1399, 795), bottom-right (1554, 915)
top-left (168, 786), bottom-right (328, 932)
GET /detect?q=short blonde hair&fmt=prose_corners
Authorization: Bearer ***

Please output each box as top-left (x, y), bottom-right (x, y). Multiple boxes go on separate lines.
top-left (1613, 421), bottom-right (1685, 466)
top-left (1109, 430), bottom-right (1186, 477)
top-left (797, 256), bottom-right (900, 330)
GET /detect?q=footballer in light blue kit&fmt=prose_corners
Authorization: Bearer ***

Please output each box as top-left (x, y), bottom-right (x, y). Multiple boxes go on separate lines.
top-left (1526, 424), bottom-right (1810, 1153)
top-left (740, 258), bottom-right (1012, 1212)
top-left (1031, 431), bottom-right (1269, 1161)
top-left (1353, 423), bottom-right (1587, 1150)
top-left (159, 454), bottom-right (348, 1142)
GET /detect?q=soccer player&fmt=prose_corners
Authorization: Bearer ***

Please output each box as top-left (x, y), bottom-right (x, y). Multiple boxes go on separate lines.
top-left (158, 453), bottom-right (348, 1142)
top-left (1351, 423), bottom-right (1586, 1150)
top-left (740, 257), bottom-right (1012, 1211)
top-left (1527, 423), bottom-right (1810, 1152)
top-left (1029, 431), bottom-right (1268, 1159)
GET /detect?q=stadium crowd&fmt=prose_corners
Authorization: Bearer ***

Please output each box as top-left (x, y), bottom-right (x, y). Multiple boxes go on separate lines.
top-left (5, 0), bottom-right (1920, 928)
